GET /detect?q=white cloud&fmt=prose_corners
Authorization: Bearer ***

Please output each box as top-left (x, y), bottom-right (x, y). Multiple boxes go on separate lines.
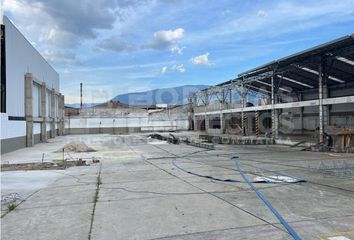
top-left (161, 64), bottom-right (185, 74)
top-left (97, 36), bottom-right (135, 52)
top-left (3, 0), bottom-right (154, 49)
top-left (3, 0), bottom-right (79, 48)
top-left (257, 10), bottom-right (268, 18)
top-left (146, 28), bottom-right (185, 49)
top-left (64, 84), bottom-right (113, 104)
top-left (221, 9), bottom-right (231, 17)
top-left (154, 28), bottom-right (184, 42)
top-left (161, 66), bottom-right (168, 74)
top-left (63, 68), bottom-right (72, 75)
top-left (171, 64), bottom-right (185, 73)
top-left (42, 49), bottom-right (78, 65)
top-left (171, 45), bottom-right (186, 55)
top-left (191, 53), bottom-right (210, 66)
top-left (186, 1), bottom-right (354, 46)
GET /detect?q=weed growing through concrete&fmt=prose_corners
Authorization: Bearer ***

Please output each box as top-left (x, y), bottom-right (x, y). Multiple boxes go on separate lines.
top-left (93, 188), bottom-right (99, 203)
top-left (7, 203), bottom-right (16, 212)
top-left (88, 164), bottom-right (102, 240)
top-left (93, 176), bottom-right (102, 203)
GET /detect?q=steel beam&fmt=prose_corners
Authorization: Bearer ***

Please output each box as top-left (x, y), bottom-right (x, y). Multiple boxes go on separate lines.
top-left (194, 95), bottom-right (354, 116)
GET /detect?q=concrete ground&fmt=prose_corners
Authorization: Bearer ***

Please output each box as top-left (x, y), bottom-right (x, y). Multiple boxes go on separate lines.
top-left (1, 133), bottom-right (354, 240)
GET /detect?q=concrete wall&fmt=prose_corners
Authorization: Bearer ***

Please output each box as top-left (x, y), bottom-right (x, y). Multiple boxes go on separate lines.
top-left (65, 105), bottom-right (190, 134)
top-left (65, 117), bottom-right (189, 134)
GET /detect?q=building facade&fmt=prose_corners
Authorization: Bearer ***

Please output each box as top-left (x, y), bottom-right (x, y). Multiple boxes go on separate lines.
top-left (1, 16), bottom-right (65, 154)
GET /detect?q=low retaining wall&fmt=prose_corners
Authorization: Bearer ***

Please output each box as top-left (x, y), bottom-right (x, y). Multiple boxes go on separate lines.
top-left (65, 117), bottom-right (189, 134)
top-left (199, 134), bottom-right (274, 145)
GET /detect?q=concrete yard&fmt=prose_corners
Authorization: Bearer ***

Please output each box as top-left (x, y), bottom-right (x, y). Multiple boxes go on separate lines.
top-left (1, 133), bottom-right (354, 240)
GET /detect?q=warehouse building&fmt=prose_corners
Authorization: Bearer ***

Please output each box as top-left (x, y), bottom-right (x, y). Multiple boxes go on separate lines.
top-left (1, 16), bottom-right (65, 154)
top-left (189, 34), bottom-right (354, 150)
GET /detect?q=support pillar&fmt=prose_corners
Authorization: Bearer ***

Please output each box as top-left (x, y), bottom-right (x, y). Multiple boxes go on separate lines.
top-left (50, 89), bottom-right (56, 138)
top-left (323, 85), bottom-right (329, 129)
top-left (240, 83), bottom-right (247, 136)
top-left (193, 115), bottom-right (197, 131)
top-left (60, 94), bottom-right (65, 135)
top-left (319, 62), bottom-right (324, 142)
top-left (220, 113), bottom-right (224, 133)
top-left (205, 114), bottom-right (209, 131)
top-left (40, 83), bottom-right (47, 142)
top-left (57, 93), bottom-right (64, 136)
top-left (25, 73), bottom-right (34, 147)
top-left (255, 111), bottom-right (260, 137)
top-left (271, 75), bottom-right (279, 140)
top-left (299, 93), bottom-right (304, 133)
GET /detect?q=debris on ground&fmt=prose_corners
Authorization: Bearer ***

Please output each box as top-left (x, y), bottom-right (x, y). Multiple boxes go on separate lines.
top-left (253, 176), bottom-right (306, 183)
top-left (1, 160), bottom-right (88, 171)
top-left (54, 141), bottom-right (96, 153)
top-left (148, 134), bottom-right (180, 144)
top-left (290, 140), bottom-right (306, 147)
top-left (186, 140), bottom-right (215, 150)
top-left (1, 193), bottom-right (23, 205)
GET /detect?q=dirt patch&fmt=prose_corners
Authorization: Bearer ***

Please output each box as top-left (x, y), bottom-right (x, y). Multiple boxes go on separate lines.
top-left (1, 160), bottom-right (87, 172)
top-left (103, 151), bottom-right (140, 158)
top-left (54, 141), bottom-right (96, 153)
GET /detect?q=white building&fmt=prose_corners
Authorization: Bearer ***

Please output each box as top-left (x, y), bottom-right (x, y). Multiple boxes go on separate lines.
top-left (1, 16), bottom-right (64, 154)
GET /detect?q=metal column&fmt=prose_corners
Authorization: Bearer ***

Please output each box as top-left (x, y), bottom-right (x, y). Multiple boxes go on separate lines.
top-left (319, 61), bottom-right (324, 143)
top-left (240, 82), bottom-right (247, 136)
top-left (220, 113), bottom-right (225, 133)
top-left (299, 93), bottom-right (304, 133)
top-left (255, 111), bottom-right (260, 137)
top-left (271, 75), bottom-right (278, 140)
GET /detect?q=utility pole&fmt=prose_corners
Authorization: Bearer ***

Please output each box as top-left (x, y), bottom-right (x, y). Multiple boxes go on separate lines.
top-left (80, 82), bottom-right (83, 109)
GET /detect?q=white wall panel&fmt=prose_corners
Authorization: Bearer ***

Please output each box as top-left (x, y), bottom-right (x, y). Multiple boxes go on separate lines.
top-left (0, 113), bottom-right (26, 139)
top-left (46, 89), bottom-right (51, 117)
top-left (32, 84), bottom-right (40, 117)
top-left (33, 123), bottom-right (41, 134)
top-left (4, 16), bottom-right (59, 117)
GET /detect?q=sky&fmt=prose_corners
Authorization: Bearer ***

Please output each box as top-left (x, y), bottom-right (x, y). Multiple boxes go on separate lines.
top-left (1, 0), bottom-right (354, 103)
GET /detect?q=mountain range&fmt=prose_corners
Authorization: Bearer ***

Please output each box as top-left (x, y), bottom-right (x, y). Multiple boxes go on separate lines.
top-left (65, 85), bottom-right (208, 108)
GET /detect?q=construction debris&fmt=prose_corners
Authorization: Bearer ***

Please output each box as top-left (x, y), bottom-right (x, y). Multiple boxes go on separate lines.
top-left (1, 193), bottom-right (22, 205)
top-left (186, 141), bottom-right (215, 150)
top-left (148, 134), bottom-right (180, 144)
top-left (253, 176), bottom-right (306, 183)
top-left (1, 160), bottom-right (89, 172)
top-left (55, 141), bottom-right (96, 153)
top-left (308, 159), bottom-right (354, 179)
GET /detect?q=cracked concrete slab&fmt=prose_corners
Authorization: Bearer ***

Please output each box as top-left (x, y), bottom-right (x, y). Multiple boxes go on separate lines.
top-left (1, 133), bottom-right (354, 240)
